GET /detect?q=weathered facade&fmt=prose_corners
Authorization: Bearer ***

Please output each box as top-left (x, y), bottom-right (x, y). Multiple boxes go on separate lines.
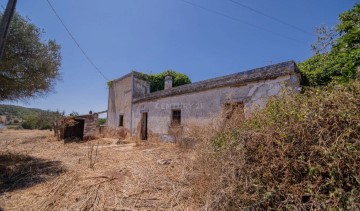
top-left (107, 61), bottom-right (301, 140)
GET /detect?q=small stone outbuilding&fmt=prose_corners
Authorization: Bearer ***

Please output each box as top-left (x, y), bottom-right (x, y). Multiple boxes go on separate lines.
top-left (60, 113), bottom-right (98, 141)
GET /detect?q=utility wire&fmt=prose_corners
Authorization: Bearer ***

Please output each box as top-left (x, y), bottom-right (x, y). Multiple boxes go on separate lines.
top-left (46, 0), bottom-right (109, 81)
top-left (227, 0), bottom-right (312, 36)
top-left (177, 0), bottom-right (304, 44)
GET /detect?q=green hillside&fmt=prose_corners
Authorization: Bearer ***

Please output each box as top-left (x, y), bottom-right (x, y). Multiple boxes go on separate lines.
top-left (0, 104), bottom-right (49, 118)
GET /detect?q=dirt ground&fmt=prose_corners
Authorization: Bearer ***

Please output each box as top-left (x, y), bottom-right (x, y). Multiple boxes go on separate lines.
top-left (0, 129), bottom-right (201, 210)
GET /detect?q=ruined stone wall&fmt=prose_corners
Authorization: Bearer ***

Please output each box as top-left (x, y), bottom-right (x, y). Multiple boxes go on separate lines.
top-left (83, 114), bottom-right (98, 140)
top-left (60, 114), bottom-right (98, 141)
top-left (98, 126), bottom-right (129, 140)
top-left (131, 74), bottom-right (300, 139)
top-left (107, 74), bottom-right (132, 131)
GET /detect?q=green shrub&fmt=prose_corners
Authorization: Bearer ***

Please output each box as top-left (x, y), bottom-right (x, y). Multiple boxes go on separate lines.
top-left (142, 70), bottom-right (191, 92)
top-left (97, 118), bottom-right (106, 126)
top-left (299, 3), bottom-right (360, 86)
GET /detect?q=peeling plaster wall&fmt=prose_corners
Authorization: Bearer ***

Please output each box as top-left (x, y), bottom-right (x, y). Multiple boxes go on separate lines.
top-left (133, 77), bottom-right (150, 98)
top-left (107, 75), bottom-right (132, 130)
top-left (131, 74), bottom-right (300, 138)
top-left (106, 63), bottom-right (301, 140)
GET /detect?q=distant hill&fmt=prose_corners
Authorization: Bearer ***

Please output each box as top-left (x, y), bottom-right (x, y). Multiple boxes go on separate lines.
top-left (0, 104), bottom-right (50, 118)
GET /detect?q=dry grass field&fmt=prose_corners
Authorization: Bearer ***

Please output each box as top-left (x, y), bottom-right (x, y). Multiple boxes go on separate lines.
top-left (0, 129), bottom-right (202, 210)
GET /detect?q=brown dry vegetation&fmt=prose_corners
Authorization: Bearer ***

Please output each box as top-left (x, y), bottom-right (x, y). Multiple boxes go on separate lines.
top-left (0, 130), bottom-right (202, 210)
top-left (1, 81), bottom-right (359, 210)
top-left (190, 80), bottom-right (360, 210)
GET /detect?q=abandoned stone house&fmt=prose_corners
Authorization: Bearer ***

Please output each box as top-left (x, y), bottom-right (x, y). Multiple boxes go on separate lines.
top-left (107, 61), bottom-right (301, 141)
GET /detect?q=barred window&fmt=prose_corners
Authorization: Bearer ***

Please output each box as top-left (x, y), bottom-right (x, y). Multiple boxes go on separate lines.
top-left (172, 110), bottom-right (181, 125)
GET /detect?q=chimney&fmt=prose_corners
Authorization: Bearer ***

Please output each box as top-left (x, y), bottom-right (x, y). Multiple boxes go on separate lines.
top-left (164, 74), bottom-right (172, 90)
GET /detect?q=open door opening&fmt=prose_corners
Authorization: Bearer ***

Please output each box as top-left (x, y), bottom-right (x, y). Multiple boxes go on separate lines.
top-left (64, 119), bottom-right (85, 140)
top-left (140, 112), bottom-right (148, 140)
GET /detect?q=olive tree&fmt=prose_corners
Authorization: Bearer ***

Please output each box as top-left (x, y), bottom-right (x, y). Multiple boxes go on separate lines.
top-left (0, 12), bottom-right (61, 101)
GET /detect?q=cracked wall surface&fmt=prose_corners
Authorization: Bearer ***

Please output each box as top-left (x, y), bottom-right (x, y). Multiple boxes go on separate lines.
top-left (131, 74), bottom-right (300, 137)
top-left (107, 74), bottom-right (132, 132)
top-left (107, 61), bottom-right (301, 140)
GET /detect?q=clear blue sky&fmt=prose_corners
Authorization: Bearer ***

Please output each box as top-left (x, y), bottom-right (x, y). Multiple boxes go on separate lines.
top-left (0, 0), bottom-right (358, 115)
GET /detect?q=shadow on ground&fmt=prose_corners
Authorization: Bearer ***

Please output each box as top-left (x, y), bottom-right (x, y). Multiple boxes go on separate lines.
top-left (0, 152), bottom-right (65, 193)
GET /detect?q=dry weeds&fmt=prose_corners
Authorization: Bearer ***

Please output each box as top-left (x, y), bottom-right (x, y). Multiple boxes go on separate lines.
top-left (2, 81), bottom-right (358, 210)
top-left (191, 80), bottom-right (360, 210)
top-left (0, 130), bottom-right (201, 210)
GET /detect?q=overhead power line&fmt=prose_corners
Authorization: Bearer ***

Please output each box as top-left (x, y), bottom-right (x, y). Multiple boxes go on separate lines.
top-left (177, 0), bottom-right (304, 44)
top-left (46, 0), bottom-right (109, 81)
top-left (227, 0), bottom-right (312, 36)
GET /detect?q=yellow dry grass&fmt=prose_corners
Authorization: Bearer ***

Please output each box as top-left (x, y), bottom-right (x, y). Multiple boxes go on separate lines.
top-left (0, 129), bottom-right (201, 210)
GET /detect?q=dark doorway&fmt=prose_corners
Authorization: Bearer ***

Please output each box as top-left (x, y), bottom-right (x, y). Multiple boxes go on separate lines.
top-left (140, 112), bottom-right (148, 140)
top-left (119, 114), bottom-right (124, 127)
top-left (171, 110), bottom-right (181, 126)
top-left (64, 119), bottom-right (85, 140)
